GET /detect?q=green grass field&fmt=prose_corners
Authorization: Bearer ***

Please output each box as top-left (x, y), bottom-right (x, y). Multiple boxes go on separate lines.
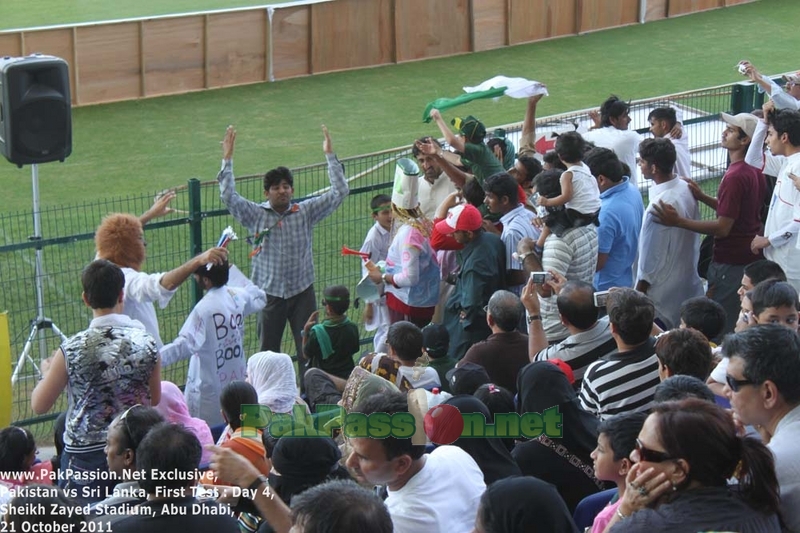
top-left (0, 0), bottom-right (287, 30)
top-left (0, 0), bottom-right (798, 214)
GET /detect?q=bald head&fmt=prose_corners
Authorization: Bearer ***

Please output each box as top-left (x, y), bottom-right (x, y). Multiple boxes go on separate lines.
top-left (556, 281), bottom-right (598, 329)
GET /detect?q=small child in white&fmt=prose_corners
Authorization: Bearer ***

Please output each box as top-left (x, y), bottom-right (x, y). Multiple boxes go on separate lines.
top-left (159, 260), bottom-right (266, 427)
top-left (535, 131), bottom-right (601, 252)
top-left (360, 193), bottom-right (393, 352)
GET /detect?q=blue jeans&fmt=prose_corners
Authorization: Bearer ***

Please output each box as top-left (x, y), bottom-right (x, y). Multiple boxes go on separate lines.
top-left (59, 448), bottom-right (117, 505)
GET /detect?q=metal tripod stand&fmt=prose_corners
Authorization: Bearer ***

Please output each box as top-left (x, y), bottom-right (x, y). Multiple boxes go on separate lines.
top-left (11, 163), bottom-right (67, 385)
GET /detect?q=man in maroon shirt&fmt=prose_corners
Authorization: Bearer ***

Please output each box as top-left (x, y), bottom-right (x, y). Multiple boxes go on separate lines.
top-left (652, 113), bottom-right (765, 334)
top-left (457, 290), bottom-right (529, 394)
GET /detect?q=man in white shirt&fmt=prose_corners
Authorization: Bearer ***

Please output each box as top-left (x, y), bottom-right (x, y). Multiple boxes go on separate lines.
top-left (346, 391), bottom-right (485, 533)
top-left (723, 325), bottom-right (800, 533)
top-left (750, 108), bottom-right (800, 292)
top-left (636, 138), bottom-right (703, 329)
top-left (159, 261), bottom-right (266, 426)
top-left (413, 137), bottom-right (458, 220)
top-left (648, 107), bottom-right (691, 179)
top-left (739, 60), bottom-right (800, 111)
top-left (583, 95), bottom-right (642, 187)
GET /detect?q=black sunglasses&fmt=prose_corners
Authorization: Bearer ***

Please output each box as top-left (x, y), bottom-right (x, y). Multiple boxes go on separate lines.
top-left (635, 439), bottom-right (675, 463)
top-left (725, 374), bottom-right (755, 393)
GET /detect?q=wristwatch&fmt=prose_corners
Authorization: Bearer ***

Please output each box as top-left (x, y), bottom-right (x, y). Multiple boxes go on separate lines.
top-left (527, 314), bottom-right (542, 324)
top-left (382, 272), bottom-right (391, 285)
top-left (247, 474), bottom-right (268, 492)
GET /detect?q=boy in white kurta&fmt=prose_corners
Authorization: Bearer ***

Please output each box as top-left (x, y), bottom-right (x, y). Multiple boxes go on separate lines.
top-left (160, 262), bottom-right (266, 426)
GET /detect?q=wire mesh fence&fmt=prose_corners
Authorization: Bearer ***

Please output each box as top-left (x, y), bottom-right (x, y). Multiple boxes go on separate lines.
top-left (0, 80), bottom-right (764, 437)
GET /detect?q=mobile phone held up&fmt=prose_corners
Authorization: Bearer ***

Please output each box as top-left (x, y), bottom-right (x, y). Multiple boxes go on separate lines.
top-left (594, 290), bottom-right (610, 308)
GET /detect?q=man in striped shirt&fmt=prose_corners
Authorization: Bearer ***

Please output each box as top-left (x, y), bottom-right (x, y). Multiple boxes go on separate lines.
top-left (529, 279), bottom-right (617, 389)
top-left (578, 288), bottom-right (660, 420)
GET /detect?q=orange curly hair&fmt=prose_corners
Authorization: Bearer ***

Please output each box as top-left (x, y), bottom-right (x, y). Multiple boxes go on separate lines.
top-left (95, 213), bottom-right (146, 270)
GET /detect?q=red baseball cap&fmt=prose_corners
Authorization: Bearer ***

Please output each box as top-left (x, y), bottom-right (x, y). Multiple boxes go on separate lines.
top-left (548, 358), bottom-right (575, 385)
top-left (435, 204), bottom-right (483, 235)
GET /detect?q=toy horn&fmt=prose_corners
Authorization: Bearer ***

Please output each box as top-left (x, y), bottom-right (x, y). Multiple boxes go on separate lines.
top-left (341, 246), bottom-right (370, 260)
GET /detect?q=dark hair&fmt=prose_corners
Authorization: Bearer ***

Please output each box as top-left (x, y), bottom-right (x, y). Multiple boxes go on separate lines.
top-left (534, 169), bottom-right (563, 199)
top-left (648, 107), bottom-right (677, 129)
top-left (137, 423), bottom-right (202, 493)
top-left (652, 399), bottom-right (780, 515)
top-left (264, 166), bottom-right (294, 190)
top-left (220, 381), bottom-right (258, 430)
top-left (680, 297), bottom-right (726, 342)
top-left (750, 279), bottom-right (799, 317)
top-left (5, 485), bottom-right (84, 531)
top-left (516, 155), bottom-right (543, 185)
top-left (82, 259), bottom-right (125, 309)
top-left (766, 108), bottom-right (800, 147)
top-left (639, 138), bottom-right (677, 175)
top-left (600, 95), bottom-right (630, 127)
top-left (354, 391), bottom-right (425, 460)
top-left (461, 177), bottom-right (486, 207)
top-left (584, 147), bottom-right (623, 183)
top-left (654, 375), bottom-right (716, 403)
top-left (0, 426), bottom-right (36, 473)
top-left (194, 258), bottom-right (229, 288)
top-left (621, 162), bottom-right (632, 178)
top-left (487, 290), bottom-right (524, 332)
top-left (411, 137), bottom-right (441, 158)
top-left (607, 288), bottom-right (655, 345)
top-left (744, 259), bottom-right (786, 285)
top-left (543, 150), bottom-right (567, 171)
top-left (291, 479), bottom-right (392, 533)
top-left (723, 324), bottom-right (800, 404)
top-left (555, 131), bottom-right (586, 164)
top-left (556, 281), bottom-right (598, 330)
top-left (323, 285), bottom-right (350, 316)
top-left (598, 411), bottom-right (648, 461)
top-left (113, 406), bottom-right (164, 453)
top-left (484, 173), bottom-right (520, 206)
top-left (654, 329), bottom-right (713, 381)
top-left (473, 384), bottom-right (516, 423)
top-left (386, 321), bottom-right (423, 362)
top-left (370, 194), bottom-right (391, 212)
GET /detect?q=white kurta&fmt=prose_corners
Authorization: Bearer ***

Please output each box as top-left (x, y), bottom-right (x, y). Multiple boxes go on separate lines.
top-left (159, 266), bottom-right (266, 426)
top-left (637, 178), bottom-right (703, 329)
top-left (121, 268), bottom-right (177, 347)
top-left (764, 152), bottom-right (800, 291)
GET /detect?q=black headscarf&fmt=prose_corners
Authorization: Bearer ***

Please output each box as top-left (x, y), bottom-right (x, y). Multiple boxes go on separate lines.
top-left (443, 395), bottom-right (522, 484)
top-left (516, 362), bottom-right (598, 463)
top-left (477, 476), bottom-right (579, 533)
top-left (269, 436), bottom-right (351, 504)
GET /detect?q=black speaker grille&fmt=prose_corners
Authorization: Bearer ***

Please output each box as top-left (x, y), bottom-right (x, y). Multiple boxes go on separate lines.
top-left (13, 95), bottom-right (68, 158)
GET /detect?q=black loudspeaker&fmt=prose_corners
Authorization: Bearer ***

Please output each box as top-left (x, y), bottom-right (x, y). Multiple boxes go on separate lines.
top-left (0, 54), bottom-right (72, 167)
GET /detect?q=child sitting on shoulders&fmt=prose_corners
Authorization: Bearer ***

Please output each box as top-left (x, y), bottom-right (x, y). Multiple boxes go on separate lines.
top-left (535, 131), bottom-right (601, 253)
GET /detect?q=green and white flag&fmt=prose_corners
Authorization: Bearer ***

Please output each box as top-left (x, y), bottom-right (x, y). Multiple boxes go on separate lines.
top-left (422, 76), bottom-right (548, 122)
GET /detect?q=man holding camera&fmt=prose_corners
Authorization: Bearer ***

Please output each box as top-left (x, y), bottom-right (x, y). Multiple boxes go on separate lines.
top-left (521, 274), bottom-right (616, 389)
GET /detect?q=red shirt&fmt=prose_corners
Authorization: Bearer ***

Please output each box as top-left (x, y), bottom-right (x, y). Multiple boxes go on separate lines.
top-left (714, 160), bottom-right (766, 265)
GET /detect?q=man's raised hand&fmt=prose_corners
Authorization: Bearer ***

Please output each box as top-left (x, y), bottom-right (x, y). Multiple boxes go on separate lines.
top-left (222, 126), bottom-right (236, 161)
top-left (322, 125), bottom-right (333, 154)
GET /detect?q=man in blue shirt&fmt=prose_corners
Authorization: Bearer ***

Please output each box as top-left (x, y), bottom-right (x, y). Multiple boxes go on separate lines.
top-left (585, 148), bottom-right (644, 290)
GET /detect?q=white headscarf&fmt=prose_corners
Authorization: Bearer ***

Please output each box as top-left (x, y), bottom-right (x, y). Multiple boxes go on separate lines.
top-left (247, 351), bottom-right (298, 414)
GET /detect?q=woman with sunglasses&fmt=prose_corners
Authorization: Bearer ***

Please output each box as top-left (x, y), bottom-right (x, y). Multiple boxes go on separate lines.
top-left (605, 398), bottom-right (781, 532)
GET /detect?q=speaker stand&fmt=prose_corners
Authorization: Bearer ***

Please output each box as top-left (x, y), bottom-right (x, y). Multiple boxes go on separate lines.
top-left (11, 163), bottom-right (67, 386)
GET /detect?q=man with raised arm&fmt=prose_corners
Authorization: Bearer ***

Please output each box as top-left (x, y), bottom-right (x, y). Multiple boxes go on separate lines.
top-left (217, 125), bottom-right (349, 356)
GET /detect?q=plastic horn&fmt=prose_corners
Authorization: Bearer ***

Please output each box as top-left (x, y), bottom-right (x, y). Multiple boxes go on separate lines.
top-left (341, 246), bottom-right (370, 260)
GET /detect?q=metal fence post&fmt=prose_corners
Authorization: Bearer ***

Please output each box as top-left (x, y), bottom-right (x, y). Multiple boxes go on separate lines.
top-left (188, 178), bottom-right (203, 306)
